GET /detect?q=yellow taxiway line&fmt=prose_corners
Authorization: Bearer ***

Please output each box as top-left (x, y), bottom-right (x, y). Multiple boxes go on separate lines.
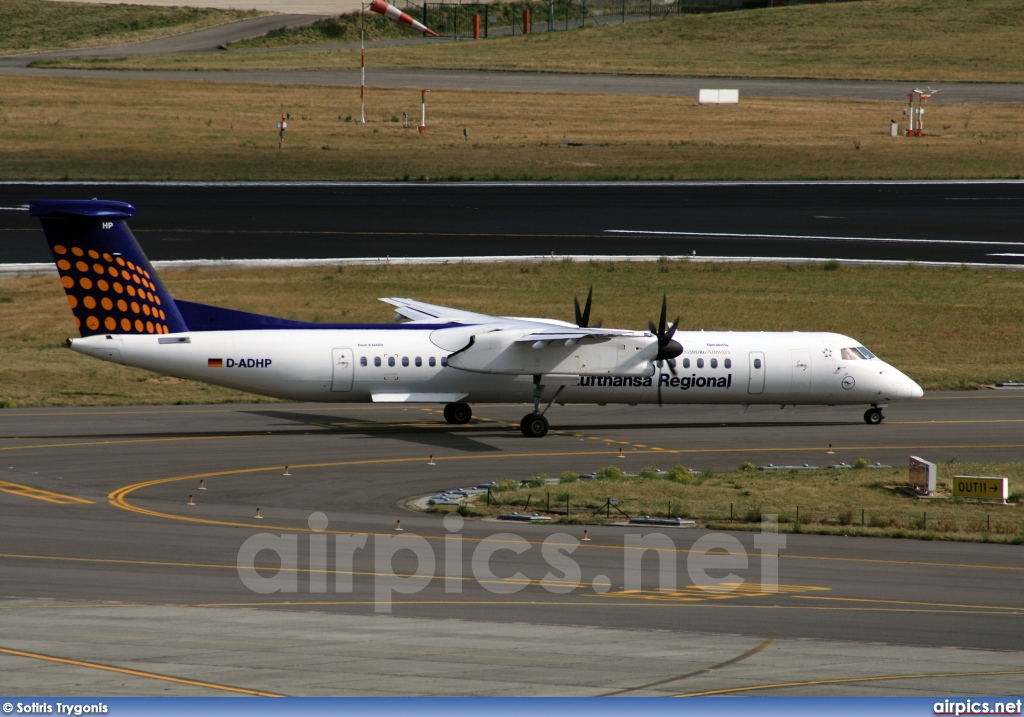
top-left (0, 646), bottom-right (283, 697)
top-left (0, 480), bottom-right (93, 505)
top-left (104, 460), bottom-right (1024, 574)
top-left (675, 669), bottom-right (1024, 697)
top-left (1, 553), bottom-right (1021, 615)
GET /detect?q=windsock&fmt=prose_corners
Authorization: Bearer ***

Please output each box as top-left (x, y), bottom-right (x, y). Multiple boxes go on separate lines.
top-left (369, 0), bottom-right (439, 37)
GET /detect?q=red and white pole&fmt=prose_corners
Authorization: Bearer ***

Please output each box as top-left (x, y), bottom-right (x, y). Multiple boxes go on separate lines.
top-left (360, 3), bottom-right (366, 124)
top-left (419, 89), bottom-right (430, 133)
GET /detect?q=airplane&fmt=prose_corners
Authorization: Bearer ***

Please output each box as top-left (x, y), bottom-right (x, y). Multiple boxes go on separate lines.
top-left (30, 198), bottom-right (924, 437)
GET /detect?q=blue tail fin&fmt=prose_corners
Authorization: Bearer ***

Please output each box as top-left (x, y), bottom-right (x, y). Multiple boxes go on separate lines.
top-left (30, 199), bottom-right (188, 337)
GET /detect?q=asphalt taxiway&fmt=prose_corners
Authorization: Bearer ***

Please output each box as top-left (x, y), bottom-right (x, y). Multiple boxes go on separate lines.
top-left (0, 393), bottom-right (1021, 696)
top-left (4, 182), bottom-right (1024, 267)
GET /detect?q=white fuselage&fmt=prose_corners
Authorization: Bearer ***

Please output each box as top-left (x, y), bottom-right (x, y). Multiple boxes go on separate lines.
top-left (69, 328), bottom-right (923, 407)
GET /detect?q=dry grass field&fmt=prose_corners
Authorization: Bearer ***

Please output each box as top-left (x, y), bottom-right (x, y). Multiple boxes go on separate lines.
top-left (3, 260), bottom-right (1024, 408)
top-left (0, 0), bottom-right (262, 55)
top-left (2, 76), bottom-right (1024, 181)
top-left (454, 462), bottom-right (1023, 543)
top-left (35, 0), bottom-right (1024, 82)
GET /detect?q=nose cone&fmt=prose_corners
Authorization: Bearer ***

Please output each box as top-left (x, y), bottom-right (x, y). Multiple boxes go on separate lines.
top-left (878, 365), bottom-right (923, 401)
top-left (896, 373), bottom-right (924, 400)
top-left (907, 377), bottom-right (924, 399)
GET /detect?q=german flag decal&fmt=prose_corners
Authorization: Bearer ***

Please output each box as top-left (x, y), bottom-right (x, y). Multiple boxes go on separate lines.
top-left (208, 358), bottom-right (223, 368)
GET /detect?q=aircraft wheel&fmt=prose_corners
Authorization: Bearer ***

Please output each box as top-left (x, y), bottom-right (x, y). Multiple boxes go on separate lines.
top-left (864, 408), bottom-right (884, 425)
top-left (443, 402), bottom-right (472, 424)
top-left (520, 413), bottom-right (549, 438)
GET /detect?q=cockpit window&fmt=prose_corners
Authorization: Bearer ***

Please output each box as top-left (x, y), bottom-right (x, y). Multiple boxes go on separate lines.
top-left (841, 346), bottom-right (876, 360)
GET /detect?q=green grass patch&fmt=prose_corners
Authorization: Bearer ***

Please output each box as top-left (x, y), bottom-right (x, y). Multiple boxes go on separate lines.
top-left (0, 0), bottom-right (264, 55)
top-left (472, 461), bottom-right (1024, 542)
top-left (229, 13), bottom-right (424, 48)
top-left (34, 0), bottom-right (1024, 83)
top-left (2, 261), bottom-right (1024, 407)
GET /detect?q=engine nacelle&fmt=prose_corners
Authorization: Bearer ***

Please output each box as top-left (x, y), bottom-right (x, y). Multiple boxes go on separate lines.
top-left (443, 329), bottom-right (656, 376)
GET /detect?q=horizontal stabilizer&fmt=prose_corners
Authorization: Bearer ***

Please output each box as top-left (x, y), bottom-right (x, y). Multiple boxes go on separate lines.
top-left (29, 199), bottom-right (135, 220)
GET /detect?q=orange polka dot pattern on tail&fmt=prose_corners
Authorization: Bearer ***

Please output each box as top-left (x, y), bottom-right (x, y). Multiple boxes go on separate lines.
top-left (52, 244), bottom-right (170, 335)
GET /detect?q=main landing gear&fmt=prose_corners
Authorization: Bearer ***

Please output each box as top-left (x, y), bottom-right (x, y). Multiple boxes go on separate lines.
top-left (864, 405), bottom-right (885, 425)
top-left (443, 402), bottom-right (472, 424)
top-left (520, 374), bottom-right (565, 438)
top-left (520, 413), bottom-right (549, 438)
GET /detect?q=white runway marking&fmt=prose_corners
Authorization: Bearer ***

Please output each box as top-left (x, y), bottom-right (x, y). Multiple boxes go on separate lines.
top-left (606, 229), bottom-right (1024, 247)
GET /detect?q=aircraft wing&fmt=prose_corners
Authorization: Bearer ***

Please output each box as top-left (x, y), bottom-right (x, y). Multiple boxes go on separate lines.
top-left (515, 329), bottom-right (634, 343)
top-left (381, 298), bottom-right (644, 341)
top-left (380, 297), bottom-right (497, 323)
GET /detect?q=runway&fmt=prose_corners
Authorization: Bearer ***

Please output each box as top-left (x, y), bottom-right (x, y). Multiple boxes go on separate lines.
top-left (4, 181), bottom-right (1024, 267)
top-left (1, 393), bottom-right (1021, 695)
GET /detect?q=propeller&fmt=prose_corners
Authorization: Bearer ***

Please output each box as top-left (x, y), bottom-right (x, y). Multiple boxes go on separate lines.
top-left (574, 286), bottom-right (593, 328)
top-left (649, 294), bottom-right (683, 406)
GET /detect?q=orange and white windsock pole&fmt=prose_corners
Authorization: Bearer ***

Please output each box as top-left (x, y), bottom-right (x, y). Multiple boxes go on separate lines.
top-left (369, 0), bottom-right (439, 37)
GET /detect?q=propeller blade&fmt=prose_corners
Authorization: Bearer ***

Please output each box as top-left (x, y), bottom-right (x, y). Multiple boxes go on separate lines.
top-left (664, 319), bottom-right (679, 343)
top-left (648, 294), bottom-right (683, 365)
top-left (668, 358), bottom-right (678, 376)
top-left (573, 286), bottom-right (593, 328)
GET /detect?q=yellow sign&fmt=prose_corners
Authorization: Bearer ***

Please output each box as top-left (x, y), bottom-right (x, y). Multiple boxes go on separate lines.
top-left (952, 476), bottom-right (1008, 502)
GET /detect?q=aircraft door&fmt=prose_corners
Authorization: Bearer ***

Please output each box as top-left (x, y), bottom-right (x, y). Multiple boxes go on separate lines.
top-left (331, 348), bottom-right (354, 392)
top-left (790, 349), bottom-right (811, 394)
top-left (747, 352), bottom-right (765, 394)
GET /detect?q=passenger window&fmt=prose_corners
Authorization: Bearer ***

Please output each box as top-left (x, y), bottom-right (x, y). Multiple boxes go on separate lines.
top-left (415, 357), bottom-right (422, 367)
top-left (754, 358), bottom-right (762, 369)
top-left (441, 356), bottom-right (448, 367)
top-left (360, 357), bottom-right (367, 367)
top-left (697, 358), bottom-right (704, 369)
top-left (724, 358), bottom-right (732, 369)
top-left (682, 358), bottom-right (690, 369)
top-left (374, 357), bottom-right (381, 367)
top-left (402, 357), bottom-right (409, 367)
top-left (388, 357), bottom-right (395, 367)
top-left (429, 357), bottom-right (436, 367)
top-left (710, 358), bottom-right (718, 369)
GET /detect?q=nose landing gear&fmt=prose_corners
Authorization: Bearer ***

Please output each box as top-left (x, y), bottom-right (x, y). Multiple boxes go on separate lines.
top-left (864, 405), bottom-right (885, 425)
top-left (520, 375), bottom-right (564, 437)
